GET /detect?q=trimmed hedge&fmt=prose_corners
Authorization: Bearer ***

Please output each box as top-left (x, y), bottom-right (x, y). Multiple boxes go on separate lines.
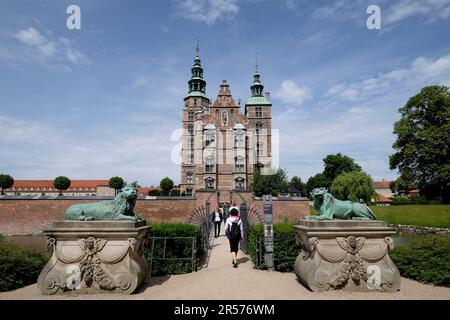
top-left (247, 222), bottom-right (300, 272)
top-left (144, 223), bottom-right (204, 276)
top-left (391, 235), bottom-right (450, 287)
top-left (0, 236), bottom-right (49, 292)
top-left (391, 196), bottom-right (442, 206)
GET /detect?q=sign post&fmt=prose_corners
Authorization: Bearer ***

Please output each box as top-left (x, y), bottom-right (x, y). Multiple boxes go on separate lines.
top-left (263, 195), bottom-right (274, 270)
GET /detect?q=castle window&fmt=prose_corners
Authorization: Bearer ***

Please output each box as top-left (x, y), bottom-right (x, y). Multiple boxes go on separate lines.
top-left (234, 130), bottom-right (245, 148)
top-left (256, 122), bottom-right (263, 135)
top-left (222, 111), bottom-right (228, 126)
top-left (215, 109), bottom-right (220, 115)
top-left (187, 173), bottom-right (193, 184)
top-left (187, 154), bottom-right (194, 165)
top-left (194, 99), bottom-right (197, 106)
top-left (205, 177), bottom-right (215, 189)
top-left (235, 156), bottom-right (245, 172)
top-left (188, 111), bottom-right (195, 121)
top-left (256, 107), bottom-right (263, 118)
top-left (205, 156), bottom-right (215, 173)
top-left (188, 137), bottom-right (194, 149)
top-left (188, 124), bottom-right (194, 135)
top-left (257, 143), bottom-right (263, 157)
top-left (235, 177), bottom-right (245, 190)
top-left (230, 109), bottom-right (234, 116)
top-left (205, 130), bottom-right (216, 147)
top-left (186, 188), bottom-right (193, 196)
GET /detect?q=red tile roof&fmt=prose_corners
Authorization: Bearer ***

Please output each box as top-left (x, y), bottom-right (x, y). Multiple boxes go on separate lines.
top-left (138, 187), bottom-right (161, 196)
top-left (373, 180), bottom-right (392, 189)
top-left (376, 194), bottom-right (392, 203)
top-left (9, 180), bottom-right (109, 191)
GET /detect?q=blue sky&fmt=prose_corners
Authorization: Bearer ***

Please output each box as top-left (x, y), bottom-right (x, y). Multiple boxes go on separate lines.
top-left (1, 0), bottom-right (450, 186)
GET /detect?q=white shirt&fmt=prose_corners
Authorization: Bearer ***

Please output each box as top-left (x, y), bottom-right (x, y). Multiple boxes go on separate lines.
top-left (225, 216), bottom-right (244, 238)
top-left (214, 212), bottom-right (221, 222)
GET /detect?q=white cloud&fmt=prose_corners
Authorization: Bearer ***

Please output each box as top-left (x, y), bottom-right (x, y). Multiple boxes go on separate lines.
top-left (312, 0), bottom-right (364, 22)
top-left (14, 27), bottom-right (46, 46)
top-left (172, 0), bottom-right (239, 24)
top-left (12, 27), bottom-right (89, 65)
top-left (275, 80), bottom-right (312, 105)
top-left (312, 0), bottom-right (450, 26)
top-left (385, 0), bottom-right (450, 24)
top-left (327, 52), bottom-right (450, 101)
top-left (0, 114), bottom-right (181, 185)
top-left (286, 0), bottom-right (299, 10)
top-left (273, 99), bottom-right (396, 180)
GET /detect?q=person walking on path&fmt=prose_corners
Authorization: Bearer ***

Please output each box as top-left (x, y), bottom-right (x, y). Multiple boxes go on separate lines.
top-left (212, 207), bottom-right (223, 238)
top-left (225, 207), bottom-right (243, 268)
top-left (222, 206), bottom-right (229, 228)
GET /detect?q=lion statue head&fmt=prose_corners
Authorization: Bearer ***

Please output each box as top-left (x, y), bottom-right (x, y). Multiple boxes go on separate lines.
top-left (112, 186), bottom-right (138, 216)
top-left (311, 188), bottom-right (331, 212)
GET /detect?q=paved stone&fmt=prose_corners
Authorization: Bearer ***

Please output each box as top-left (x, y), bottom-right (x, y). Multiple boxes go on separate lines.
top-left (1, 228), bottom-right (450, 300)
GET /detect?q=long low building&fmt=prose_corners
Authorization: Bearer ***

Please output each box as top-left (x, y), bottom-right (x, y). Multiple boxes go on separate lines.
top-left (4, 180), bottom-right (115, 197)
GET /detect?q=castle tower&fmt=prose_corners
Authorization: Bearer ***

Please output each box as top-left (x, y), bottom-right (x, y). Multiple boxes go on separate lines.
top-left (245, 59), bottom-right (272, 173)
top-left (180, 49), bottom-right (272, 198)
top-left (180, 45), bottom-right (210, 196)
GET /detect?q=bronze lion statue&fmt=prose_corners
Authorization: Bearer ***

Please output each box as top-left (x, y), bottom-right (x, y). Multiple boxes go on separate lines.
top-left (65, 187), bottom-right (142, 221)
top-left (305, 188), bottom-right (376, 221)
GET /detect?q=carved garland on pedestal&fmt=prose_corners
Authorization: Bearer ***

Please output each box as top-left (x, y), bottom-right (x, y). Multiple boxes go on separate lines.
top-left (301, 235), bottom-right (395, 290)
top-left (44, 236), bottom-right (139, 292)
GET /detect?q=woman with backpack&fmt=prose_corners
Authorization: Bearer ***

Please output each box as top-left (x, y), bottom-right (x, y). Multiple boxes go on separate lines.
top-left (225, 207), bottom-right (244, 268)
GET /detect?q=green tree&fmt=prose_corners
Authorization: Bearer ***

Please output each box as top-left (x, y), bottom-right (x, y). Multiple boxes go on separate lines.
top-left (53, 176), bottom-right (71, 196)
top-left (390, 171), bottom-right (416, 195)
top-left (109, 176), bottom-right (125, 195)
top-left (148, 189), bottom-right (162, 196)
top-left (251, 168), bottom-right (289, 197)
top-left (330, 171), bottom-right (376, 203)
top-left (160, 177), bottom-right (174, 196)
top-left (322, 153), bottom-right (362, 187)
top-left (289, 176), bottom-right (307, 196)
top-left (389, 86), bottom-right (450, 203)
top-left (0, 174), bottom-right (14, 195)
top-left (130, 181), bottom-right (141, 189)
top-left (306, 173), bottom-right (328, 198)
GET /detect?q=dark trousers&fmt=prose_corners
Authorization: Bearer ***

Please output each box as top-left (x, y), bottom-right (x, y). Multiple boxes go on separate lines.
top-left (214, 221), bottom-right (221, 237)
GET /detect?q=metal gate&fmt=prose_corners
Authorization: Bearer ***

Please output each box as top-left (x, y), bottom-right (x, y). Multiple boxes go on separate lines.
top-left (239, 204), bottom-right (263, 254)
top-left (187, 204), bottom-right (213, 250)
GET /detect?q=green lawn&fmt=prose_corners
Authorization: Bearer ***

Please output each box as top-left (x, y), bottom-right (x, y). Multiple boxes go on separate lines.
top-left (309, 205), bottom-right (450, 228)
top-left (372, 205), bottom-right (450, 228)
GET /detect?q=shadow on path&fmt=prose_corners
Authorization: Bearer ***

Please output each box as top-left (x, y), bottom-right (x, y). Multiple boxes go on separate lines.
top-left (236, 257), bottom-right (249, 264)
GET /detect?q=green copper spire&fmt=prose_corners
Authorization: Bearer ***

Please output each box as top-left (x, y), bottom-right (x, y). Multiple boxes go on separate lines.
top-left (247, 54), bottom-right (271, 105)
top-left (186, 38), bottom-right (207, 99)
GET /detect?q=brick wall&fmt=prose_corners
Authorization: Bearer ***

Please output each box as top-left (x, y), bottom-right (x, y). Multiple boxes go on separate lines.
top-left (0, 196), bottom-right (310, 235)
top-left (0, 198), bottom-right (196, 235)
top-left (251, 199), bottom-right (310, 222)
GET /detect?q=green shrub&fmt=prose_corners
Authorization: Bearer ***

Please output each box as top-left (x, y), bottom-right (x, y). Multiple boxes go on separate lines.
top-left (0, 236), bottom-right (49, 292)
top-left (247, 222), bottom-right (300, 272)
top-left (148, 189), bottom-right (162, 196)
top-left (391, 235), bottom-right (450, 287)
top-left (144, 223), bottom-right (204, 276)
top-left (170, 188), bottom-right (181, 196)
top-left (391, 195), bottom-right (442, 205)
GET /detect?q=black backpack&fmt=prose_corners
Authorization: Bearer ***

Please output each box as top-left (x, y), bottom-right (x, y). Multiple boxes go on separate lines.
top-left (229, 218), bottom-right (241, 240)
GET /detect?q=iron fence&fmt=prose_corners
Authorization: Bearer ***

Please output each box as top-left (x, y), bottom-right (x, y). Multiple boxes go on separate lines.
top-left (146, 235), bottom-right (203, 275)
top-left (248, 231), bottom-right (299, 271)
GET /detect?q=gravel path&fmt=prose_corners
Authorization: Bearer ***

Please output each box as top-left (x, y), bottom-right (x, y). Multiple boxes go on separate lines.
top-left (1, 229), bottom-right (449, 300)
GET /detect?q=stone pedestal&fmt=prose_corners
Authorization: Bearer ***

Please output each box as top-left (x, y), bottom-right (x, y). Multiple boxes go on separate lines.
top-left (294, 220), bottom-right (401, 292)
top-left (37, 221), bottom-right (150, 295)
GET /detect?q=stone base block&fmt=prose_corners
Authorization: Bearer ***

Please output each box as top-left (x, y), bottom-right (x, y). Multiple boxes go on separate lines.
top-left (37, 221), bottom-right (150, 295)
top-left (294, 220), bottom-right (401, 292)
